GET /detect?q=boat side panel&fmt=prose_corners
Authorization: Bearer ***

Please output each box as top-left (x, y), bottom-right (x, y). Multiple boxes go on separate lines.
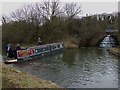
top-left (16, 43), bottom-right (64, 61)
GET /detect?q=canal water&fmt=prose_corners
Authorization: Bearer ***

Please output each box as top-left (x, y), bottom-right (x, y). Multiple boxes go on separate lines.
top-left (12, 47), bottom-right (118, 88)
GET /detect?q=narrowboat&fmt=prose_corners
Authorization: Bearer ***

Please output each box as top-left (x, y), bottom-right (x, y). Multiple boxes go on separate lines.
top-left (4, 42), bottom-right (64, 64)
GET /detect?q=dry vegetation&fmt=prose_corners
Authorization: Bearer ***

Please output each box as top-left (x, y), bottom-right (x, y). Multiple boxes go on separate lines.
top-left (109, 47), bottom-right (120, 57)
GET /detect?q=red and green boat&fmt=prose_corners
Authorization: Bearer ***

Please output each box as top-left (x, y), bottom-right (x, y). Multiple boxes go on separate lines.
top-left (4, 42), bottom-right (64, 64)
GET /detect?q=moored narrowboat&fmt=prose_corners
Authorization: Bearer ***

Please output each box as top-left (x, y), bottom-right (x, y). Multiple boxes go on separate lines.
top-left (4, 42), bottom-right (64, 64)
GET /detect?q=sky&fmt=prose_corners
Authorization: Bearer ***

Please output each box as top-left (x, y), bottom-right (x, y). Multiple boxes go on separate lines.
top-left (0, 0), bottom-right (119, 25)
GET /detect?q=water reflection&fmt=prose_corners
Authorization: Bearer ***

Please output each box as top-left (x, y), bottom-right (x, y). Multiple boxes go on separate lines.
top-left (12, 47), bottom-right (118, 88)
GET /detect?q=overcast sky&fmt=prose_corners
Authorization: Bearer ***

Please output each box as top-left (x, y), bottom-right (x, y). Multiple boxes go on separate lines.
top-left (0, 0), bottom-right (119, 25)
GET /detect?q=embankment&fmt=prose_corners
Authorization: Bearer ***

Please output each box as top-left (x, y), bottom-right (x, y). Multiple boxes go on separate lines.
top-left (109, 47), bottom-right (120, 57)
top-left (62, 36), bottom-right (79, 49)
top-left (2, 63), bottom-right (60, 88)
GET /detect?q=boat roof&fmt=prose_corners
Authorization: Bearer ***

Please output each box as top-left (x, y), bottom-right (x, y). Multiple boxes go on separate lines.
top-left (29, 42), bottom-right (64, 49)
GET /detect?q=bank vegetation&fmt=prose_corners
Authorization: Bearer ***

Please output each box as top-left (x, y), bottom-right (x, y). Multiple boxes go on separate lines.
top-left (2, 0), bottom-right (120, 49)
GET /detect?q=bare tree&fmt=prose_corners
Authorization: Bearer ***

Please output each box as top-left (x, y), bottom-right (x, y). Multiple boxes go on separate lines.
top-left (41, 0), bottom-right (63, 21)
top-left (2, 15), bottom-right (10, 24)
top-left (11, 8), bottom-right (24, 21)
top-left (64, 3), bottom-right (81, 19)
top-left (31, 3), bottom-right (43, 25)
top-left (2, 16), bottom-right (6, 24)
top-left (21, 5), bottom-right (31, 21)
top-left (11, 4), bottom-right (36, 22)
top-left (10, 1), bottom-right (63, 25)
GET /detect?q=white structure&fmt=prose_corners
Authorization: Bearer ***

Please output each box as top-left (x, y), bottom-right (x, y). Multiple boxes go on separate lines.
top-left (100, 35), bottom-right (116, 47)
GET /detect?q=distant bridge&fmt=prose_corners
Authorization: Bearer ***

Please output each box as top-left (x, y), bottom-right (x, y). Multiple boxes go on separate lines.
top-left (99, 29), bottom-right (119, 47)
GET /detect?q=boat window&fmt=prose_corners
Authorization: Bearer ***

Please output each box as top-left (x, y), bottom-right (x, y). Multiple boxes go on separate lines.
top-left (43, 46), bottom-right (50, 51)
top-left (52, 46), bottom-right (56, 49)
top-left (57, 45), bottom-right (60, 48)
top-left (43, 48), bottom-right (45, 51)
top-left (46, 45), bottom-right (50, 50)
top-left (60, 44), bottom-right (63, 48)
top-left (38, 48), bottom-right (43, 52)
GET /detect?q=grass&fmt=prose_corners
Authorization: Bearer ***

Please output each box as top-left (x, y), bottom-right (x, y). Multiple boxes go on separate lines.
top-left (109, 47), bottom-right (120, 57)
top-left (2, 63), bottom-right (60, 88)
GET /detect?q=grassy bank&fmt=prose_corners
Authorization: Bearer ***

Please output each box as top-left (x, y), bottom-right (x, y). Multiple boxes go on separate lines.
top-left (109, 47), bottom-right (120, 57)
top-left (2, 63), bottom-right (60, 88)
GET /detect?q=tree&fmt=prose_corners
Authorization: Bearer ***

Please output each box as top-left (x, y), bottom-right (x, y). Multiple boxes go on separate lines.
top-left (64, 3), bottom-right (81, 19)
top-left (40, 0), bottom-right (63, 22)
top-left (2, 15), bottom-right (11, 25)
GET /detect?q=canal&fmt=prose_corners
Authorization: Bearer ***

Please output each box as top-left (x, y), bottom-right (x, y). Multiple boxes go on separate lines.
top-left (12, 47), bottom-right (118, 88)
